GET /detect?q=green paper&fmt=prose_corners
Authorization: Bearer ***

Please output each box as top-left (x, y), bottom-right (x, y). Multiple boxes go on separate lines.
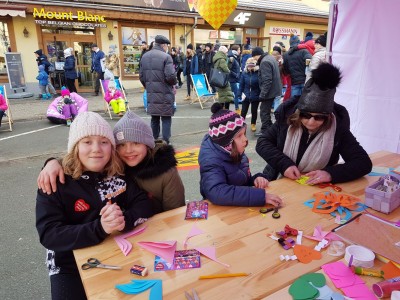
top-left (289, 273), bottom-right (326, 300)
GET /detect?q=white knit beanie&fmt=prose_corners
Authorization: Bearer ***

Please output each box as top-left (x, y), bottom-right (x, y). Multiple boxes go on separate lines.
top-left (113, 111), bottom-right (155, 148)
top-left (67, 112), bottom-right (115, 153)
top-left (64, 48), bottom-right (72, 57)
top-left (219, 46), bottom-right (228, 54)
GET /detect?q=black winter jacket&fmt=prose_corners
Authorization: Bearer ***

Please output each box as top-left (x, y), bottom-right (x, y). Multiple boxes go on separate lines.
top-left (255, 96), bottom-right (372, 183)
top-left (36, 172), bottom-right (154, 276)
top-left (283, 48), bottom-right (312, 85)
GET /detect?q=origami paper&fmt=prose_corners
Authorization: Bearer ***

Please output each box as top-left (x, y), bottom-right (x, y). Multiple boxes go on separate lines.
top-left (382, 261), bottom-right (400, 279)
top-left (183, 224), bottom-right (205, 248)
top-left (296, 175), bottom-right (310, 185)
top-left (137, 240), bottom-right (177, 264)
top-left (289, 273), bottom-right (325, 300)
top-left (195, 246), bottom-right (230, 268)
top-left (303, 225), bottom-right (341, 243)
top-left (293, 244), bottom-right (322, 264)
top-left (114, 226), bottom-right (146, 256)
top-left (196, 0), bottom-right (237, 30)
top-left (116, 279), bottom-right (162, 300)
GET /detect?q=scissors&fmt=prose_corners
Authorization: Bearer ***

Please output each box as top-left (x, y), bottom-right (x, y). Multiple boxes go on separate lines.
top-left (81, 258), bottom-right (122, 270)
top-left (318, 183), bottom-right (342, 192)
top-left (185, 288), bottom-right (200, 300)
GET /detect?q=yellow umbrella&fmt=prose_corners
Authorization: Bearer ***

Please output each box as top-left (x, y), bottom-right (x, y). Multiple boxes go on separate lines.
top-left (196, 0), bottom-right (238, 30)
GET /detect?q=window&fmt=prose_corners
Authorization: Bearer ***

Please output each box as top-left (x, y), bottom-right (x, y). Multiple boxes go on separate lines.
top-left (0, 21), bottom-right (10, 76)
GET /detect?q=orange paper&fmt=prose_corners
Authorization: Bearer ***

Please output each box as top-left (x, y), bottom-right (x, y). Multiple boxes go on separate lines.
top-left (293, 244), bottom-right (322, 264)
top-left (312, 192), bottom-right (360, 214)
top-left (382, 261), bottom-right (400, 279)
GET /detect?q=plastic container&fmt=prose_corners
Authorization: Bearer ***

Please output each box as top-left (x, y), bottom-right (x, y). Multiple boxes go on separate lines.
top-left (365, 174), bottom-right (400, 214)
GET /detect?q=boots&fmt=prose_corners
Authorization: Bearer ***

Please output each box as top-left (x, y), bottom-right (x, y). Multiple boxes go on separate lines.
top-left (251, 124), bottom-right (256, 132)
top-left (41, 93), bottom-right (48, 100)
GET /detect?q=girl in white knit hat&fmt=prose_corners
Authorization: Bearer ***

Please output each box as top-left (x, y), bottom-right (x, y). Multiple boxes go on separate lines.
top-left (36, 112), bottom-right (154, 299)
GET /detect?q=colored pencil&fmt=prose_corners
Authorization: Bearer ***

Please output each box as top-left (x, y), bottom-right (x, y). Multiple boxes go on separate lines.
top-left (199, 273), bottom-right (249, 279)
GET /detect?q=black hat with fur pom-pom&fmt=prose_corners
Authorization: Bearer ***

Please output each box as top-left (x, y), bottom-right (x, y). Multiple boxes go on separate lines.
top-left (209, 103), bottom-right (245, 153)
top-left (297, 63), bottom-right (342, 114)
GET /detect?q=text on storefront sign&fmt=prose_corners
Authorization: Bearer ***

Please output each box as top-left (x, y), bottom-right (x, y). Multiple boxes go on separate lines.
top-left (269, 26), bottom-right (300, 35)
top-left (33, 8), bottom-right (106, 22)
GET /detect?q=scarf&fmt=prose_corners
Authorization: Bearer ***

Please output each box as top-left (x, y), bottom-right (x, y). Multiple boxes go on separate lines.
top-left (283, 114), bottom-right (336, 173)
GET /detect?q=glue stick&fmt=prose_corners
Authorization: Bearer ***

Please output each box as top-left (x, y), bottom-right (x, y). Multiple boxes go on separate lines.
top-left (372, 276), bottom-right (400, 298)
top-left (352, 266), bottom-right (383, 278)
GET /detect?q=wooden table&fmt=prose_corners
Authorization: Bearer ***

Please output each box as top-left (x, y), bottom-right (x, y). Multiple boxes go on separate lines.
top-left (74, 151), bottom-right (400, 299)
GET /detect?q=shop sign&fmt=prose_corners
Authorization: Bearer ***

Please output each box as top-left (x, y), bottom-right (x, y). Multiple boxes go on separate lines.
top-left (270, 27), bottom-right (300, 36)
top-left (224, 10), bottom-right (265, 28)
top-left (33, 7), bottom-right (107, 28)
top-left (5, 53), bottom-right (26, 90)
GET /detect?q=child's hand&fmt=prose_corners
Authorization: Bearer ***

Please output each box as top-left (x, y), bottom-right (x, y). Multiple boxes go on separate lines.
top-left (37, 159), bottom-right (65, 194)
top-left (100, 203), bottom-right (125, 234)
top-left (254, 177), bottom-right (269, 189)
top-left (265, 193), bottom-right (283, 207)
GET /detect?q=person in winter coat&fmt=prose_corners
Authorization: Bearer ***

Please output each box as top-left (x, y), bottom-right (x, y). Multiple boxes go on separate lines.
top-left (183, 48), bottom-right (199, 100)
top-left (227, 45), bottom-right (241, 113)
top-left (198, 102), bottom-right (283, 207)
top-left (251, 47), bottom-right (282, 136)
top-left (63, 48), bottom-right (78, 93)
top-left (305, 33), bottom-right (327, 83)
top-left (240, 43), bottom-right (252, 72)
top-left (36, 112), bottom-right (154, 300)
top-left (202, 43), bottom-right (215, 91)
top-left (238, 57), bottom-right (260, 133)
top-left (37, 111), bottom-right (185, 214)
top-left (36, 65), bottom-right (50, 100)
top-left (104, 44), bottom-right (120, 79)
top-left (256, 63), bottom-right (372, 184)
top-left (34, 49), bottom-right (57, 97)
top-left (298, 31), bottom-right (315, 55)
top-left (283, 35), bottom-right (312, 97)
top-left (0, 93), bottom-right (8, 127)
top-left (212, 46), bottom-right (233, 109)
top-left (139, 35), bottom-right (177, 144)
top-left (90, 43), bottom-right (105, 96)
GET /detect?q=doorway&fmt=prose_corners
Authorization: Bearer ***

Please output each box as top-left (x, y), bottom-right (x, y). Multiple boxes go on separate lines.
top-left (42, 34), bottom-right (95, 93)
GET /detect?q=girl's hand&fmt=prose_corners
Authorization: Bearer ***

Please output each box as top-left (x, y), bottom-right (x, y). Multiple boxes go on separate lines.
top-left (254, 177), bottom-right (269, 189)
top-left (37, 159), bottom-right (65, 194)
top-left (305, 170), bottom-right (332, 185)
top-left (284, 166), bottom-right (301, 180)
top-left (100, 203), bottom-right (125, 234)
top-left (265, 193), bottom-right (283, 207)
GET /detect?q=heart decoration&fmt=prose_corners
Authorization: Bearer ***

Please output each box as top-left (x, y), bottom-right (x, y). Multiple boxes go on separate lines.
top-left (196, 0), bottom-right (237, 30)
top-left (293, 244), bottom-right (322, 264)
top-left (74, 199), bottom-right (90, 212)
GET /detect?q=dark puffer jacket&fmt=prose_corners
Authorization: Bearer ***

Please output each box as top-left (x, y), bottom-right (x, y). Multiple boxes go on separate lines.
top-left (199, 134), bottom-right (266, 207)
top-left (63, 55), bottom-right (77, 80)
top-left (139, 44), bottom-right (177, 116)
top-left (283, 48), bottom-right (312, 85)
top-left (238, 68), bottom-right (260, 102)
top-left (255, 96), bottom-right (372, 183)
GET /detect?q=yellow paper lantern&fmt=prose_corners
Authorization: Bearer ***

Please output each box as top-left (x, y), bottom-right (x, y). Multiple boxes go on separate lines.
top-left (196, 0), bottom-right (238, 30)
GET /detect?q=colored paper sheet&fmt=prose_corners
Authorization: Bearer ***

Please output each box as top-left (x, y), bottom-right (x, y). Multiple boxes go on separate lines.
top-left (116, 279), bottom-right (162, 300)
top-left (114, 226), bottom-right (146, 256)
top-left (303, 225), bottom-right (341, 243)
top-left (289, 273), bottom-right (325, 300)
top-left (195, 246), bottom-right (230, 268)
top-left (293, 244), bottom-right (322, 264)
top-left (196, 0), bottom-right (237, 30)
top-left (183, 224), bottom-right (205, 247)
top-left (137, 240), bottom-right (177, 264)
top-left (185, 201), bottom-right (208, 220)
top-left (296, 175), bottom-right (310, 185)
top-left (154, 249), bottom-right (201, 272)
top-left (322, 261), bottom-right (364, 288)
top-left (341, 283), bottom-right (376, 299)
top-left (382, 261), bottom-right (400, 279)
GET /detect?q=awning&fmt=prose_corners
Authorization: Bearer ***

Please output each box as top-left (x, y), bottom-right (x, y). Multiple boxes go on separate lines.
top-left (0, 5), bottom-right (26, 17)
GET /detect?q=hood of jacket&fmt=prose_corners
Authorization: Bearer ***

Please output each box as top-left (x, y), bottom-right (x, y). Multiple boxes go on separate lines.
top-left (126, 142), bottom-right (177, 180)
top-left (213, 51), bottom-right (227, 63)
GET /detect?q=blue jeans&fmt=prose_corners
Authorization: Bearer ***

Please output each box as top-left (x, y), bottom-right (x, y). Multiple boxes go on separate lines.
top-left (151, 115), bottom-right (172, 143)
top-left (230, 82), bottom-right (239, 109)
top-left (291, 84), bottom-right (304, 97)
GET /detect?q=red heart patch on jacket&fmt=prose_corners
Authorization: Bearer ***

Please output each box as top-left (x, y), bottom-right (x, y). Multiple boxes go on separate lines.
top-left (74, 199), bottom-right (90, 212)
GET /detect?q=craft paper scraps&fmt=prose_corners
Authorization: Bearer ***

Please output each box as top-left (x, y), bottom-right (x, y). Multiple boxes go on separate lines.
top-left (183, 224), bottom-right (205, 248)
top-left (114, 226), bottom-right (146, 256)
top-left (116, 279), bottom-right (162, 300)
top-left (289, 273), bottom-right (325, 300)
top-left (195, 246), bottom-right (230, 268)
top-left (382, 261), bottom-right (400, 279)
top-left (293, 244), bottom-right (322, 264)
top-left (296, 175), bottom-right (310, 185)
top-left (196, 0), bottom-right (237, 30)
top-left (137, 240), bottom-right (177, 264)
top-left (303, 225), bottom-right (341, 243)
top-left (322, 261), bottom-right (376, 299)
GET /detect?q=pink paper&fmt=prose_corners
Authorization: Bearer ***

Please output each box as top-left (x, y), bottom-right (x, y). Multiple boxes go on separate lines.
top-left (322, 261), bottom-right (364, 288)
top-left (114, 226), bottom-right (147, 256)
top-left (195, 246), bottom-right (230, 268)
top-left (137, 240), bottom-right (177, 264)
top-left (341, 284), bottom-right (376, 299)
top-left (183, 224), bottom-right (205, 248)
top-left (304, 225), bottom-right (341, 243)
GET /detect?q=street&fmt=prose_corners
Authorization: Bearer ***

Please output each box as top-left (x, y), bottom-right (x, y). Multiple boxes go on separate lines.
top-left (0, 102), bottom-right (267, 299)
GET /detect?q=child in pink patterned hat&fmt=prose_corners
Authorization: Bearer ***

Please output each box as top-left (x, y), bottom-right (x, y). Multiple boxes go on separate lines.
top-left (198, 102), bottom-right (283, 207)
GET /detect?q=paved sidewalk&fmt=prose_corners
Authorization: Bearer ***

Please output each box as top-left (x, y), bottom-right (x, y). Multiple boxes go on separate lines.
top-left (8, 86), bottom-right (193, 122)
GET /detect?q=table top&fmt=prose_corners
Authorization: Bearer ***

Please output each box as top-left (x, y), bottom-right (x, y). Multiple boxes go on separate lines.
top-left (74, 150), bottom-right (400, 299)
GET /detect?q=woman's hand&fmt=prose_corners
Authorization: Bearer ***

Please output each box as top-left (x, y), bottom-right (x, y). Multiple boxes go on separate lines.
top-left (254, 177), bottom-right (269, 189)
top-left (37, 159), bottom-right (65, 194)
top-left (284, 166), bottom-right (301, 180)
top-left (265, 193), bottom-right (283, 207)
top-left (305, 170), bottom-right (332, 185)
top-left (100, 203), bottom-right (125, 234)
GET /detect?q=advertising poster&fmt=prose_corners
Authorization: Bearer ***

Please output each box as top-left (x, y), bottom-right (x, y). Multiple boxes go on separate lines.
top-left (5, 53), bottom-right (26, 89)
top-left (122, 27), bottom-right (146, 45)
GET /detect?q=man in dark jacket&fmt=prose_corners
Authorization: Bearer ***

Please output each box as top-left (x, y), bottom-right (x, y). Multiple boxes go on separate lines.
top-left (202, 43), bottom-right (215, 91)
top-left (34, 49), bottom-right (57, 97)
top-left (139, 35), bottom-right (177, 144)
top-left (251, 47), bottom-right (282, 137)
top-left (283, 35), bottom-right (312, 97)
top-left (228, 45), bottom-right (242, 113)
top-left (90, 43), bottom-right (105, 96)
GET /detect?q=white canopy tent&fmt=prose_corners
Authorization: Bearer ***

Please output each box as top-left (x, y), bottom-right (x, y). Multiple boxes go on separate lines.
top-left (327, 0), bottom-right (400, 154)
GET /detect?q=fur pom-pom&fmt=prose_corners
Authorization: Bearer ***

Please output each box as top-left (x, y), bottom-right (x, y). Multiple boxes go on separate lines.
top-left (211, 102), bottom-right (223, 114)
top-left (311, 63), bottom-right (342, 90)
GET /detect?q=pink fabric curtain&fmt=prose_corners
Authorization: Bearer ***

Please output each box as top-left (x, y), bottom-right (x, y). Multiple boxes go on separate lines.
top-left (331, 0), bottom-right (400, 153)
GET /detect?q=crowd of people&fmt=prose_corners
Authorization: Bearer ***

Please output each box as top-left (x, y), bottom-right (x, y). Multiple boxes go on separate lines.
top-left (34, 32), bottom-right (373, 299)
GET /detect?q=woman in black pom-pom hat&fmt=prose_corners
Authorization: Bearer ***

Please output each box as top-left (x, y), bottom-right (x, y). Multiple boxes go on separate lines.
top-left (256, 63), bottom-right (372, 184)
top-left (198, 102), bottom-right (283, 207)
